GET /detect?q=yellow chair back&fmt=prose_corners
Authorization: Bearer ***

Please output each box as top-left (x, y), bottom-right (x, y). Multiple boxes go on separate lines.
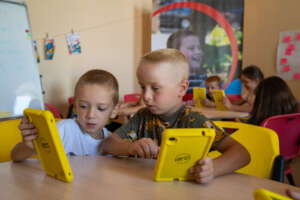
top-left (208, 121), bottom-right (280, 179)
top-left (0, 119), bottom-right (22, 162)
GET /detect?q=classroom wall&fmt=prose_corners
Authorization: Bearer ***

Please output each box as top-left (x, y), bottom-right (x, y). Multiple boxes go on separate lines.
top-left (26, 0), bottom-right (300, 116)
top-left (243, 0), bottom-right (300, 101)
top-left (26, 0), bottom-right (151, 116)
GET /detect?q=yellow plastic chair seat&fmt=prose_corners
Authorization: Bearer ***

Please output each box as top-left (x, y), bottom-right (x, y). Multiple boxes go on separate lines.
top-left (208, 121), bottom-right (280, 179)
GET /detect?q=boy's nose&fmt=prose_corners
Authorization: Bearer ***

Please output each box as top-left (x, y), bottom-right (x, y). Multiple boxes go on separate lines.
top-left (143, 89), bottom-right (153, 102)
top-left (87, 108), bottom-right (95, 118)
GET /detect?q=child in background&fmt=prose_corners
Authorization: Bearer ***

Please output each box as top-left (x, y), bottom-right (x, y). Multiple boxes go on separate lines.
top-left (248, 76), bottom-right (298, 125)
top-left (223, 65), bottom-right (264, 112)
top-left (167, 30), bottom-right (206, 94)
top-left (101, 48), bottom-right (250, 184)
top-left (201, 75), bottom-right (222, 108)
top-left (11, 69), bottom-right (119, 161)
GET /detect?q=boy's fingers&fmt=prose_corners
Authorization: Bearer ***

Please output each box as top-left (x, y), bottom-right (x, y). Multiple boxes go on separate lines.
top-left (195, 175), bottom-right (213, 184)
top-left (18, 123), bottom-right (35, 130)
top-left (194, 169), bottom-right (212, 179)
top-left (134, 145), bottom-right (145, 158)
top-left (148, 143), bottom-right (159, 158)
top-left (140, 142), bottom-right (151, 159)
top-left (23, 134), bottom-right (38, 141)
top-left (22, 128), bottom-right (37, 136)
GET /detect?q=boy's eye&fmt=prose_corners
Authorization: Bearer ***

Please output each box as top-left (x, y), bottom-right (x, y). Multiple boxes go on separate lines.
top-left (79, 104), bottom-right (88, 109)
top-left (152, 86), bottom-right (160, 91)
top-left (97, 106), bottom-right (106, 112)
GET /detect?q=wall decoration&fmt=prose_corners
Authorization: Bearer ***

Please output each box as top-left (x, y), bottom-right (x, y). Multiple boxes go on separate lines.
top-left (277, 30), bottom-right (300, 80)
top-left (44, 37), bottom-right (55, 60)
top-left (66, 32), bottom-right (81, 55)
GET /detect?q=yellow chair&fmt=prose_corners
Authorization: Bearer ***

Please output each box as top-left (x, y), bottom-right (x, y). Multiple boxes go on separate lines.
top-left (0, 119), bottom-right (22, 162)
top-left (208, 121), bottom-right (281, 179)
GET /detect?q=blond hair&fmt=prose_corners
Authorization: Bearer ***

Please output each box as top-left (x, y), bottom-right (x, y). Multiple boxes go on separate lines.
top-left (74, 69), bottom-right (119, 105)
top-left (138, 48), bottom-right (189, 82)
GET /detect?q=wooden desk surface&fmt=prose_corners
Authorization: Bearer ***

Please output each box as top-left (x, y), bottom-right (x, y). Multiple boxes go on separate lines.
top-left (1, 156), bottom-right (299, 200)
top-left (192, 107), bottom-right (249, 120)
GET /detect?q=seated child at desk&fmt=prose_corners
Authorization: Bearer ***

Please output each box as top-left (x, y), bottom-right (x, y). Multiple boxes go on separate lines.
top-left (223, 65), bottom-right (264, 112)
top-left (101, 48), bottom-right (250, 184)
top-left (11, 69), bottom-right (119, 161)
top-left (201, 75), bottom-right (222, 108)
top-left (248, 76), bottom-right (298, 125)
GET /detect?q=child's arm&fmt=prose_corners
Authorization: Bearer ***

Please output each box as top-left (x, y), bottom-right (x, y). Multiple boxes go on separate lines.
top-left (201, 98), bottom-right (216, 108)
top-left (287, 189), bottom-right (300, 200)
top-left (189, 136), bottom-right (250, 184)
top-left (223, 96), bottom-right (252, 112)
top-left (101, 133), bottom-right (159, 159)
top-left (11, 117), bottom-right (38, 162)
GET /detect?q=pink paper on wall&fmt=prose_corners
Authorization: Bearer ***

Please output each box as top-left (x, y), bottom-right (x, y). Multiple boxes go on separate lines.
top-left (283, 65), bottom-right (290, 72)
top-left (280, 58), bottom-right (287, 65)
top-left (287, 44), bottom-right (295, 51)
top-left (277, 31), bottom-right (300, 80)
top-left (284, 35), bottom-right (291, 43)
top-left (285, 49), bottom-right (292, 56)
top-left (293, 73), bottom-right (300, 80)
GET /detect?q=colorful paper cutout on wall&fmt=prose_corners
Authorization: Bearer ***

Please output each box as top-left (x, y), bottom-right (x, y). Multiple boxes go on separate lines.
top-left (66, 32), bottom-right (81, 55)
top-left (285, 49), bottom-right (292, 56)
top-left (44, 37), bottom-right (55, 60)
top-left (283, 65), bottom-right (290, 72)
top-left (283, 35), bottom-right (291, 43)
top-left (280, 58), bottom-right (287, 64)
top-left (293, 73), bottom-right (300, 80)
top-left (287, 44), bottom-right (295, 51)
top-left (277, 30), bottom-right (300, 80)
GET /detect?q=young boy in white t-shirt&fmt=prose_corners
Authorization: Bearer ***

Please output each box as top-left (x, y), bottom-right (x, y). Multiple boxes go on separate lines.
top-left (11, 69), bottom-right (119, 160)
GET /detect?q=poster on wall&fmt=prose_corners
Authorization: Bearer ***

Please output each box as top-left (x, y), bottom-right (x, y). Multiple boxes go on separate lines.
top-left (66, 32), bottom-right (82, 55)
top-left (44, 37), bottom-right (55, 60)
top-left (152, 0), bottom-right (244, 94)
top-left (277, 30), bottom-right (300, 80)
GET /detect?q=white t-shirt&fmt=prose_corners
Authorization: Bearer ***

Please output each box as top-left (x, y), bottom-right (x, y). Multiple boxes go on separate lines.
top-left (56, 119), bottom-right (110, 156)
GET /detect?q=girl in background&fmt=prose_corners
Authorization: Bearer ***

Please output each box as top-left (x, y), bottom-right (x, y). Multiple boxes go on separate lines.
top-left (248, 76), bottom-right (298, 125)
top-left (223, 65), bottom-right (264, 112)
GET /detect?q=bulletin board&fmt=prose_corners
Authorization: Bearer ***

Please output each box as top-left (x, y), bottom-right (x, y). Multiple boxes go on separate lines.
top-left (0, 0), bottom-right (44, 120)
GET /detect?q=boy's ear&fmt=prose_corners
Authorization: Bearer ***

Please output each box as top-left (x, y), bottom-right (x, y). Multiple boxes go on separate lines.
top-left (110, 102), bottom-right (120, 119)
top-left (178, 79), bottom-right (189, 97)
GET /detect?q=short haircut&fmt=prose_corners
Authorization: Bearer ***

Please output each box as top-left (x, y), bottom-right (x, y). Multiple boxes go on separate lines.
top-left (205, 75), bottom-right (222, 88)
top-left (138, 48), bottom-right (189, 82)
top-left (167, 30), bottom-right (198, 49)
top-left (74, 69), bottom-right (119, 105)
top-left (241, 65), bottom-right (264, 81)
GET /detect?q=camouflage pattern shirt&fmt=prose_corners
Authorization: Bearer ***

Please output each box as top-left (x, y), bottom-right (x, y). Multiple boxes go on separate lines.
top-left (115, 106), bottom-right (228, 148)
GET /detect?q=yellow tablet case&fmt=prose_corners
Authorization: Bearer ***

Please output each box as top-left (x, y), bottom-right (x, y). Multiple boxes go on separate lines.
top-left (154, 128), bottom-right (215, 182)
top-left (254, 188), bottom-right (292, 200)
top-left (212, 89), bottom-right (227, 110)
top-left (24, 108), bottom-right (73, 183)
top-left (193, 87), bottom-right (206, 108)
